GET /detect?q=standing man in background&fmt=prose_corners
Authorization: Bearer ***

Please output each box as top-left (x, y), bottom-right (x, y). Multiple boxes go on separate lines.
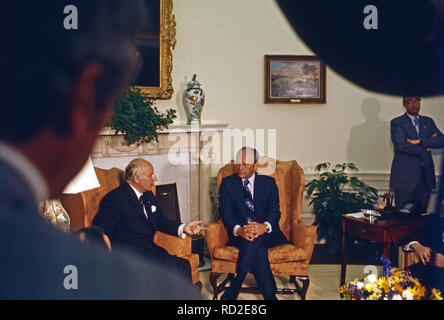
top-left (390, 96), bottom-right (443, 211)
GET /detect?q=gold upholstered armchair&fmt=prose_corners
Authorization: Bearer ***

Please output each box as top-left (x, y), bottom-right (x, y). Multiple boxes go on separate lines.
top-left (205, 157), bottom-right (316, 300)
top-left (61, 167), bottom-right (200, 284)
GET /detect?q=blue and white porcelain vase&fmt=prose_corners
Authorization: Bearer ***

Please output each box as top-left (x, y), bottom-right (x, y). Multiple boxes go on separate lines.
top-left (183, 74), bottom-right (205, 124)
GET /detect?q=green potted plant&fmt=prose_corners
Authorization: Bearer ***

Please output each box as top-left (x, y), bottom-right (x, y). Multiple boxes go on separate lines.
top-left (110, 87), bottom-right (177, 145)
top-left (305, 162), bottom-right (379, 255)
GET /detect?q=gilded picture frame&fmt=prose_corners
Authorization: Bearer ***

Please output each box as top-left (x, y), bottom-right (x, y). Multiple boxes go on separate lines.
top-left (265, 55), bottom-right (326, 104)
top-left (133, 0), bottom-right (176, 100)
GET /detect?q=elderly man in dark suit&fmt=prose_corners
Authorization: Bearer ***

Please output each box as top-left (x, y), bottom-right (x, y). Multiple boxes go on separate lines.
top-left (403, 213), bottom-right (444, 292)
top-left (390, 96), bottom-right (443, 210)
top-left (93, 158), bottom-right (205, 284)
top-left (218, 147), bottom-right (289, 300)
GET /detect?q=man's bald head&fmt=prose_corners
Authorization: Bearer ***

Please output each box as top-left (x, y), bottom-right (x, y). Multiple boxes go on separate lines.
top-left (125, 158), bottom-right (157, 193)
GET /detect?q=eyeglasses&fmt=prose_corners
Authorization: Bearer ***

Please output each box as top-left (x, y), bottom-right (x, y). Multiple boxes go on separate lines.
top-left (403, 98), bottom-right (421, 104)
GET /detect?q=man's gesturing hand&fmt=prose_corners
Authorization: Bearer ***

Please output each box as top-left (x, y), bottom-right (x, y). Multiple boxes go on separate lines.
top-left (434, 253), bottom-right (444, 268)
top-left (183, 220), bottom-right (206, 236)
top-left (412, 242), bottom-right (432, 265)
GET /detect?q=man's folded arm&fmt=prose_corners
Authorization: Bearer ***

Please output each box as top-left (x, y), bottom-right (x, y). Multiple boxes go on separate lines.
top-left (391, 122), bottom-right (427, 158)
top-left (422, 134), bottom-right (444, 149)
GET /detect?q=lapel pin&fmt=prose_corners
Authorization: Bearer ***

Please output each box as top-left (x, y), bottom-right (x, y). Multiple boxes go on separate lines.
top-left (151, 205), bottom-right (157, 213)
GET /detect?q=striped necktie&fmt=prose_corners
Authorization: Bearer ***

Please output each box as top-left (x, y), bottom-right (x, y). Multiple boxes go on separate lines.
top-left (243, 180), bottom-right (255, 222)
top-left (413, 118), bottom-right (419, 137)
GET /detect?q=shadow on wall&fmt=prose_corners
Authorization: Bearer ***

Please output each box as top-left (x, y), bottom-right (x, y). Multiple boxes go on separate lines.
top-left (346, 98), bottom-right (392, 172)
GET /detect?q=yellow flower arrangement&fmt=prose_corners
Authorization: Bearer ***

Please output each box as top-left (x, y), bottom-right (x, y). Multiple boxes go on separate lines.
top-left (431, 288), bottom-right (443, 300)
top-left (377, 277), bottom-right (391, 294)
top-left (340, 257), bottom-right (443, 300)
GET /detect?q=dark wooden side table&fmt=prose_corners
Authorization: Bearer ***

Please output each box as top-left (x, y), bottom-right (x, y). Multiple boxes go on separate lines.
top-left (340, 213), bottom-right (434, 286)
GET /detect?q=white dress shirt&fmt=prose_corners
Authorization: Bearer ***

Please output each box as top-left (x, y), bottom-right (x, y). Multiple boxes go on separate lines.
top-left (128, 183), bottom-right (186, 239)
top-left (403, 241), bottom-right (419, 252)
top-left (233, 174), bottom-right (272, 237)
top-left (0, 140), bottom-right (49, 206)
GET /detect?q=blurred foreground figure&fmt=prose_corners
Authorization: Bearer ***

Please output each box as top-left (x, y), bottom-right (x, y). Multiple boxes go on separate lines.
top-left (0, 1), bottom-right (199, 299)
top-left (276, 0), bottom-right (444, 96)
top-left (75, 226), bottom-right (112, 251)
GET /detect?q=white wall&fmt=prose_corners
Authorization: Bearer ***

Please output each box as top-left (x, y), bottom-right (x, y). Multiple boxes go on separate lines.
top-left (154, 0), bottom-right (444, 174)
top-left (152, 0), bottom-right (444, 221)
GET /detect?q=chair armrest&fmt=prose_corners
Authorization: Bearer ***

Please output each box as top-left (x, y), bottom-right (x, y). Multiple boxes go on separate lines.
top-left (291, 223), bottom-right (317, 262)
top-left (154, 231), bottom-right (191, 258)
top-left (205, 220), bottom-right (229, 258)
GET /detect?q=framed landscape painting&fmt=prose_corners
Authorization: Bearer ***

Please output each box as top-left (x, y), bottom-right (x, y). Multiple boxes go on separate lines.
top-left (265, 55), bottom-right (326, 104)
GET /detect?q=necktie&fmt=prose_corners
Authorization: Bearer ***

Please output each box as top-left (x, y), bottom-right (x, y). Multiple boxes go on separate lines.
top-left (139, 195), bottom-right (149, 220)
top-left (413, 118), bottom-right (419, 137)
top-left (243, 180), bottom-right (255, 222)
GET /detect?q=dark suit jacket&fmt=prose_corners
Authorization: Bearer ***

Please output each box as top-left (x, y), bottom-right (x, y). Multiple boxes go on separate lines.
top-left (422, 134), bottom-right (444, 149)
top-left (219, 173), bottom-right (289, 247)
top-left (403, 215), bottom-right (444, 255)
top-left (93, 183), bottom-right (180, 254)
top-left (390, 113), bottom-right (442, 192)
top-left (0, 160), bottom-right (198, 299)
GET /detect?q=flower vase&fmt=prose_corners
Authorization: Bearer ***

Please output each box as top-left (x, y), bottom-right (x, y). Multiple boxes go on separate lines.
top-left (183, 74), bottom-right (205, 125)
top-left (40, 199), bottom-right (71, 232)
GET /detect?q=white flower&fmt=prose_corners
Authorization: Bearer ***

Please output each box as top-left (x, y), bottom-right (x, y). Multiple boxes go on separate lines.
top-left (402, 290), bottom-right (414, 300)
top-left (374, 288), bottom-right (382, 298)
top-left (356, 281), bottom-right (364, 289)
top-left (151, 205), bottom-right (157, 213)
top-left (392, 294), bottom-right (402, 300)
top-left (365, 273), bottom-right (378, 284)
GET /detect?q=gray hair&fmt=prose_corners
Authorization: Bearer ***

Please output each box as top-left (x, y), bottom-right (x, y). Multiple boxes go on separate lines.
top-left (236, 147), bottom-right (259, 164)
top-left (124, 158), bottom-right (146, 181)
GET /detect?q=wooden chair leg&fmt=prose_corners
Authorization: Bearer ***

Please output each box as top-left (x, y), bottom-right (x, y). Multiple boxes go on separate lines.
top-left (291, 275), bottom-right (310, 300)
top-left (299, 276), bottom-right (310, 300)
top-left (209, 272), bottom-right (222, 300)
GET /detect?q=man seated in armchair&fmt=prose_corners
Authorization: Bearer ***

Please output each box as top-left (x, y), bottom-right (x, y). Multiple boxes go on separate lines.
top-left (403, 213), bottom-right (444, 292)
top-left (218, 147), bottom-right (290, 300)
top-left (93, 158), bottom-right (205, 285)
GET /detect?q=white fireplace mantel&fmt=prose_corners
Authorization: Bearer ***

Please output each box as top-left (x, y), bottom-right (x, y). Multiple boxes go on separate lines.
top-left (91, 122), bottom-right (228, 224)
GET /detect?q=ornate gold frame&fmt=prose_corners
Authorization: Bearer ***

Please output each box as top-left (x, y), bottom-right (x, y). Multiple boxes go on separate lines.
top-left (264, 55), bottom-right (326, 104)
top-left (135, 0), bottom-right (176, 99)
